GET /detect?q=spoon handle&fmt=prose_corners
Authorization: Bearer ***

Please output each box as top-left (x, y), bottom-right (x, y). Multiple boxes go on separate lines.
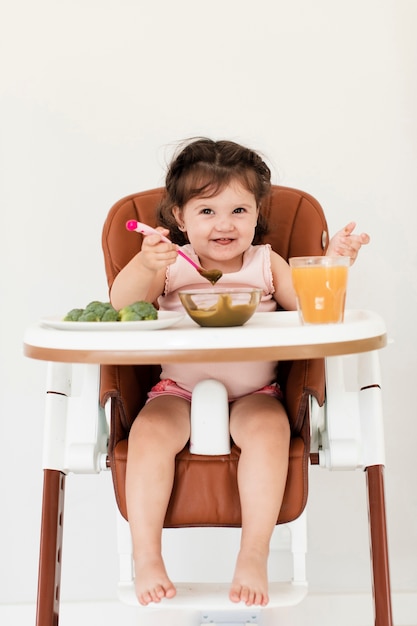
top-left (176, 249), bottom-right (200, 270)
top-left (126, 220), bottom-right (200, 270)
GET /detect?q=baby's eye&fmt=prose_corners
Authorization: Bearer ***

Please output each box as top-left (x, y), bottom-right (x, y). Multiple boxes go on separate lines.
top-left (201, 208), bottom-right (214, 214)
top-left (233, 207), bottom-right (246, 213)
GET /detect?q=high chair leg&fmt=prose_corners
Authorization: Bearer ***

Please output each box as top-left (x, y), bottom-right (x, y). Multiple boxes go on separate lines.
top-left (366, 465), bottom-right (393, 626)
top-left (36, 469), bottom-right (65, 626)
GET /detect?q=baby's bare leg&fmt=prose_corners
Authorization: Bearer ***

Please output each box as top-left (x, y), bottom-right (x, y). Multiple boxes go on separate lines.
top-left (125, 395), bottom-right (191, 606)
top-left (229, 394), bottom-right (290, 606)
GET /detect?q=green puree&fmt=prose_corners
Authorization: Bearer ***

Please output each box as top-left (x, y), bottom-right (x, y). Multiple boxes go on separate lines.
top-left (179, 293), bottom-right (259, 327)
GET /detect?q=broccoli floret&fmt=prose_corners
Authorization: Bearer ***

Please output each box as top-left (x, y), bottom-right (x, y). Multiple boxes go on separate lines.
top-left (63, 308), bottom-right (84, 322)
top-left (64, 301), bottom-right (119, 322)
top-left (119, 301), bottom-right (158, 322)
top-left (77, 310), bottom-right (101, 322)
top-left (80, 301), bottom-right (119, 322)
top-left (83, 301), bottom-right (111, 318)
top-left (101, 306), bottom-right (119, 322)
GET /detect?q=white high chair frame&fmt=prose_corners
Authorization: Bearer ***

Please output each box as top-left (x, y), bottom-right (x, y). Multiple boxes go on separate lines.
top-left (24, 309), bottom-right (392, 626)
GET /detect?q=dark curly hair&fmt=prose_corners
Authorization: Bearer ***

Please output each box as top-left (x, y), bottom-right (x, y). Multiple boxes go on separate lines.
top-left (157, 138), bottom-right (271, 245)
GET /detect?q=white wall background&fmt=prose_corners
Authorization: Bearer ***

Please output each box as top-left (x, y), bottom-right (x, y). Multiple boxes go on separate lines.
top-left (1, 0), bottom-right (416, 624)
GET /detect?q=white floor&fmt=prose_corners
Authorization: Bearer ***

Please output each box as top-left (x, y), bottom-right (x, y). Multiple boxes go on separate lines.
top-left (2, 592), bottom-right (416, 626)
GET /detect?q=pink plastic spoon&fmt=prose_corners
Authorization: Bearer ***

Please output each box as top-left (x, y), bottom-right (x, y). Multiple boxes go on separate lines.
top-left (126, 220), bottom-right (223, 285)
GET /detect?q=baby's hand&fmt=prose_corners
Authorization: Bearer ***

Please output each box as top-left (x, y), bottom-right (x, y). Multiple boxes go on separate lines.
top-left (326, 222), bottom-right (370, 265)
top-left (140, 227), bottom-right (178, 272)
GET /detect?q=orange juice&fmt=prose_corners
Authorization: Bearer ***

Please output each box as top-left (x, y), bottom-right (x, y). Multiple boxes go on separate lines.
top-left (290, 257), bottom-right (349, 324)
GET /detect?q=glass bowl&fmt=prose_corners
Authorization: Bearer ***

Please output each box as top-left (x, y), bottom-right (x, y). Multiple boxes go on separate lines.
top-left (178, 288), bottom-right (262, 327)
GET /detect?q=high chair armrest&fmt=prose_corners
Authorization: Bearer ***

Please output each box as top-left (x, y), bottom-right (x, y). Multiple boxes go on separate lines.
top-left (279, 358), bottom-right (325, 445)
top-left (100, 364), bottom-right (161, 433)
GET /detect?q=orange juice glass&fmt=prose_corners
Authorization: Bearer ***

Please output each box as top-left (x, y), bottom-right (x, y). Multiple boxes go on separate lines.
top-left (289, 256), bottom-right (350, 324)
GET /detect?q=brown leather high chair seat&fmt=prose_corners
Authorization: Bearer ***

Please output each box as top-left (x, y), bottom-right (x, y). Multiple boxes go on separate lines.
top-left (100, 185), bottom-right (327, 528)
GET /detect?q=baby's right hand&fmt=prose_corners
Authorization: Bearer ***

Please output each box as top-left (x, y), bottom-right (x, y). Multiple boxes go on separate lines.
top-left (140, 228), bottom-right (178, 272)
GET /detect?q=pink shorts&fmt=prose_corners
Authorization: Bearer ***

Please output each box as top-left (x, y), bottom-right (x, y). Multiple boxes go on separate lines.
top-left (147, 379), bottom-right (283, 403)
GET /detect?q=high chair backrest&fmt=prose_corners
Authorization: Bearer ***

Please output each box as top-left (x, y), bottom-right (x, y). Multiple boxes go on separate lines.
top-left (100, 185), bottom-right (328, 527)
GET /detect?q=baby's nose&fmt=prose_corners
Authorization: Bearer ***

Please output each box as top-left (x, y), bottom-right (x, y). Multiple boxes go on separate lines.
top-left (215, 215), bottom-right (234, 230)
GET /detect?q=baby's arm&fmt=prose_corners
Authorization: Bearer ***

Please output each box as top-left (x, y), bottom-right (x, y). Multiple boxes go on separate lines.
top-left (326, 222), bottom-right (370, 264)
top-left (110, 228), bottom-right (178, 310)
top-left (270, 250), bottom-right (298, 311)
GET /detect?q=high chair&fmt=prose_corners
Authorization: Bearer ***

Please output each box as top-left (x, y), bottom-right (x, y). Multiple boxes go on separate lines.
top-left (31, 185), bottom-right (392, 626)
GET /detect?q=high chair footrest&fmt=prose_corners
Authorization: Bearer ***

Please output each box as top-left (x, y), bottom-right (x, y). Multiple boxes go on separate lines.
top-left (118, 581), bottom-right (308, 610)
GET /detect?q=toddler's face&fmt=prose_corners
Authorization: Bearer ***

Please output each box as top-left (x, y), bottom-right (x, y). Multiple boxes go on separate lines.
top-left (173, 181), bottom-right (259, 272)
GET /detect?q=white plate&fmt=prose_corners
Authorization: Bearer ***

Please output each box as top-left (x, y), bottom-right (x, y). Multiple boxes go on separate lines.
top-left (40, 311), bottom-right (184, 331)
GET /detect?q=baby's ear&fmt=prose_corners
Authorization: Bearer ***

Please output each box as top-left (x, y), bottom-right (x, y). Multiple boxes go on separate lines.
top-left (172, 206), bottom-right (186, 231)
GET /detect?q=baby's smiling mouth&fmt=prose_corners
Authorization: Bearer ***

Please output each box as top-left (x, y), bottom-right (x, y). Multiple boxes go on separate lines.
top-left (213, 237), bottom-right (234, 244)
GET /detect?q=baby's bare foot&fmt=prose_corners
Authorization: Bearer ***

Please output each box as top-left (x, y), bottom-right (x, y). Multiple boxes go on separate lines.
top-left (134, 553), bottom-right (176, 606)
top-left (229, 548), bottom-right (269, 607)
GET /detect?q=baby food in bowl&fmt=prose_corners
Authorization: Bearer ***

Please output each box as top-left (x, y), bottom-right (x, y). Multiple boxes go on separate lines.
top-left (178, 288), bottom-right (262, 327)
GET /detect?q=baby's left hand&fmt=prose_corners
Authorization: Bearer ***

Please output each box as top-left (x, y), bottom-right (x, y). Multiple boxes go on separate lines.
top-left (326, 221), bottom-right (370, 264)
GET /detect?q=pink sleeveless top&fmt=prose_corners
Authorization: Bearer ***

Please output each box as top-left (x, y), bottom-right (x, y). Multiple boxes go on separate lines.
top-left (158, 244), bottom-right (278, 400)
